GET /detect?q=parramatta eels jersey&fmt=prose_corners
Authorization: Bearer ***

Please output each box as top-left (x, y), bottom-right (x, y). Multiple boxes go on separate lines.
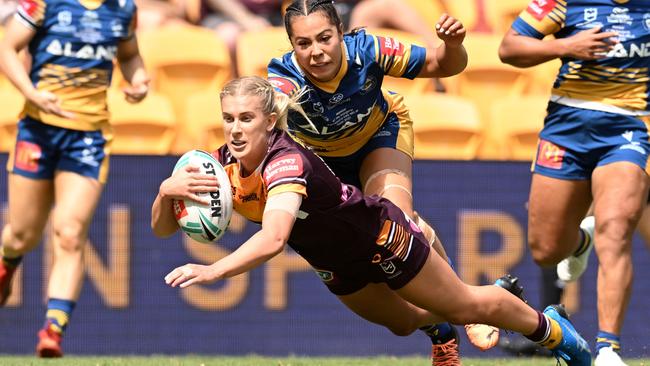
top-left (267, 29), bottom-right (426, 157)
top-left (214, 129), bottom-right (411, 270)
top-left (513, 0), bottom-right (650, 113)
top-left (15, 0), bottom-right (137, 130)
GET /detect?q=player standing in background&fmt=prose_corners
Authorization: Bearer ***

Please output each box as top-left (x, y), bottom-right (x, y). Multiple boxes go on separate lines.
top-left (267, 2), bottom-right (467, 361)
top-left (153, 76), bottom-right (593, 366)
top-left (0, 0), bottom-right (148, 357)
top-left (498, 1), bottom-right (650, 365)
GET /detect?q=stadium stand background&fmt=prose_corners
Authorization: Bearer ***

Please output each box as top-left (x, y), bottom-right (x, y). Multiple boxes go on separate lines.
top-left (0, 0), bottom-right (649, 359)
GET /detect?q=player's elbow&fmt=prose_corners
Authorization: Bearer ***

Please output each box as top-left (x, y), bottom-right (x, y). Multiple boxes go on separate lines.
top-left (265, 235), bottom-right (288, 258)
top-left (151, 221), bottom-right (178, 239)
top-left (498, 43), bottom-right (517, 66)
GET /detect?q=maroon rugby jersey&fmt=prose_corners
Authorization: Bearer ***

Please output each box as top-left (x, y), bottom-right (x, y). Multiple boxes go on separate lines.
top-left (214, 129), bottom-right (419, 271)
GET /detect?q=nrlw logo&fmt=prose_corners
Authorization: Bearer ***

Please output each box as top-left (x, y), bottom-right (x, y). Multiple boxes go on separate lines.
top-left (46, 39), bottom-right (116, 61)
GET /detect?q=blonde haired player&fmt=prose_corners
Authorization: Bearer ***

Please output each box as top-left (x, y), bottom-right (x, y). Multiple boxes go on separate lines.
top-left (153, 76), bottom-right (592, 366)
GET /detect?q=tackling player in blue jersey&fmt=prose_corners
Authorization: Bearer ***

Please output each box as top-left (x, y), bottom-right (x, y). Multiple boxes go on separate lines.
top-left (498, 1), bottom-right (650, 365)
top-left (0, 0), bottom-right (149, 357)
top-left (267, 1), bottom-right (468, 362)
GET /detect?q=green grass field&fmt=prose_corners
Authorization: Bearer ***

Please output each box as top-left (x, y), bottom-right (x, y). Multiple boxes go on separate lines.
top-left (0, 356), bottom-right (648, 366)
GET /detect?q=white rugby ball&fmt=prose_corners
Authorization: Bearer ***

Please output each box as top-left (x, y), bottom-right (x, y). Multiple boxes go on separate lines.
top-left (172, 150), bottom-right (233, 243)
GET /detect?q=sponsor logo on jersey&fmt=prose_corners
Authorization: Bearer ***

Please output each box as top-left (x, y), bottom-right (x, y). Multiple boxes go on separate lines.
top-left (607, 7), bottom-right (632, 25)
top-left (378, 36), bottom-right (404, 56)
top-left (526, 0), bottom-right (555, 21)
top-left (536, 139), bottom-right (565, 169)
top-left (584, 8), bottom-right (598, 23)
top-left (269, 77), bottom-right (297, 95)
top-left (46, 39), bottom-right (117, 61)
top-left (606, 41), bottom-right (650, 58)
top-left (111, 19), bottom-right (125, 37)
top-left (19, 0), bottom-right (39, 19)
top-left (329, 93), bottom-right (345, 106)
top-left (643, 13), bottom-right (650, 31)
top-left (264, 154), bottom-right (304, 182)
top-left (360, 76), bottom-right (377, 95)
top-left (52, 11), bottom-right (76, 33)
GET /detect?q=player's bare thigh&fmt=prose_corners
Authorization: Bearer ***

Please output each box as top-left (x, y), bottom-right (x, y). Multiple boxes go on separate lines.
top-left (337, 282), bottom-right (443, 335)
top-left (3, 173), bottom-right (54, 251)
top-left (45, 171), bottom-right (103, 300)
top-left (360, 147), bottom-right (414, 215)
top-left (527, 173), bottom-right (591, 266)
top-left (51, 171), bottom-right (104, 243)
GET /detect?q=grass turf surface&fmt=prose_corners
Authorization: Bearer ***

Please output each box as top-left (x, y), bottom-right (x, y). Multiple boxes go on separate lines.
top-left (0, 356), bottom-right (648, 366)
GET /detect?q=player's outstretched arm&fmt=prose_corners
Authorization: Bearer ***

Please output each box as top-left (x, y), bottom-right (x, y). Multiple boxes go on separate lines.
top-left (151, 165), bottom-right (218, 238)
top-left (418, 13), bottom-right (467, 78)
top-left (117, 36), bottom-right (150, 103)
top-left (165, 192), bottom-right (302, 288)
top-left (499, 27), bottom-right (618, 68)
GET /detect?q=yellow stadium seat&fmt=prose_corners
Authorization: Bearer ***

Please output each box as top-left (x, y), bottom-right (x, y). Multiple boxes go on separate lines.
top-left (137, 24), bottom-right (232, 152)
top-left (445, 0), bottom-right (481, 32)
top-left (181, 91), bottom-right (225, 154)
top-left (237, 27), bottom-right (291, 78)
top-left (445, 34), bottom-right (532, 154)
top-left (490, 96), bottom-right (549, 161)
top-left (484, 0), bottom-right (529, 34)
top-left (108, 90), bottom-right (176, 155)
top-left (0, 86), bottom-right (24, 152)
top-left (364, 27), bottom-right (436, 95)
top-left (527, 58), bottom-right (561, 96)
top-left (408, 93), bottom-right (483, 160)
top-left (402, 0), bottom-right (447, 29)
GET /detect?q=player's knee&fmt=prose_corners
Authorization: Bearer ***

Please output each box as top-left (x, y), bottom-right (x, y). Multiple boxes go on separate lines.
top-left (53, 223), bottom-right (87, 253)
top-left (528, 236), bottom-right (564, 266)
top-left (597, 215), bottom-right (636, 246)
top-left (385, 322), bottom-right (417, 337)
top-left (4, 225), bottom-right (41, 252)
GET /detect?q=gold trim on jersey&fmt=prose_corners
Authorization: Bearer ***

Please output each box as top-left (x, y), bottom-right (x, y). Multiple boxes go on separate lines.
top-left (292, 89), bottom-right (415, 157)
top-left (269, 183), bottom-right (307, 197)
top-left (25, 64), bottom-right (111, 131)
top-left (78, 0), bottom-right (105, 10)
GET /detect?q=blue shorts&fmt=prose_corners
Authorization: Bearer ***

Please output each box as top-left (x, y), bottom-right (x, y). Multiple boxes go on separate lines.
top-left (7, 117), bottom-right (111, 183)
top-left (532, 102), bottom-right (650, 180)
top-left (322, 110), bottom-right (411, 189)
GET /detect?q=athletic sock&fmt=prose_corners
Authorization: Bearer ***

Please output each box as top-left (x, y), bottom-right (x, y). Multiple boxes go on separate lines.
top-left (525, 311), bottom-right (562, 349)
top-left (420, 322), bottom-right (456, 344)
top-left (596, 330), bottom-right (621, 353)
top-left (0, 246), bottom-right (22, 268)
top-left (44, 298), bottom-right (76, 336)
top-left (574, 228), bottom-right (591, 256)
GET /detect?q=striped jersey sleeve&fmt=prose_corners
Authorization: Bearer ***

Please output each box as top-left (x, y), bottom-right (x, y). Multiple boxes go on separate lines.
top-left (15, 0), bottom-right (46, 29)
top-left (512, 0), bottom-right (567, 39)
top-left (368, 33), bottom-right (426, 79)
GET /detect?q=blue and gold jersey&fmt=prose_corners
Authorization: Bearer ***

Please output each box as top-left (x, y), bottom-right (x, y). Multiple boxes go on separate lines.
top-left (15, 0), bottom-right (136, 130)
top-left (267, 29), bottom-right (426, 157)
top-left (513, 0), bottom-right (650, 113)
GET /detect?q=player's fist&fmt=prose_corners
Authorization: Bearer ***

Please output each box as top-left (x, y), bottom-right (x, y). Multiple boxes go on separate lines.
top-left (465, 323), bottom-right (500, 351)
top-left (435, 14), bottom-right (466, 48)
